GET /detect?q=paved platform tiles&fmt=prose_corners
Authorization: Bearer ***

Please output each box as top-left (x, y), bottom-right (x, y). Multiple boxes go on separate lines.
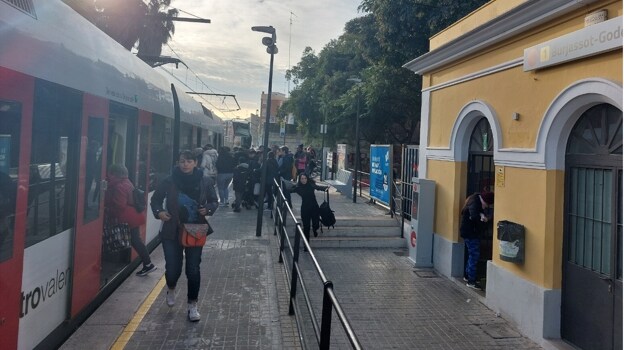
top-left (61, 187), bottom-right (541, 350)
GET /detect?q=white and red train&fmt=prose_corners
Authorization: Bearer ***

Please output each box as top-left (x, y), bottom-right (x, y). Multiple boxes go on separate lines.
top-left (0, 1), bottom-right (223, 348)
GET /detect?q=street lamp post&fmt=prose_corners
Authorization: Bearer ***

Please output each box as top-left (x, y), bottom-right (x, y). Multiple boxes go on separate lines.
top-left (320, 107), bottom-right (326, 180)
top-left (347, 78), bottom-right (362, 203)
top-left (252, 25), bottom-right (278, 237)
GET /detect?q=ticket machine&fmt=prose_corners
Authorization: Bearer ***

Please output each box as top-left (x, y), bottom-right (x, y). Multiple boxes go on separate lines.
top-left (408, 178), bottom-right (435, 267)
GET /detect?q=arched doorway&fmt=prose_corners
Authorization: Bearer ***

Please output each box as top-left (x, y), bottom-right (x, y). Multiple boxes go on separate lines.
top-left (465, 117), bottom-right (495, 289)
top-left (562, 103), bottom-right (622, 350)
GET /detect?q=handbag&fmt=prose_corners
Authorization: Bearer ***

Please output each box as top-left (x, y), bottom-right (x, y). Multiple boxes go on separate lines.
top-left (103, 219), bottom-right (131, 253)
top-left (179, 222), bottom-right (213, 247)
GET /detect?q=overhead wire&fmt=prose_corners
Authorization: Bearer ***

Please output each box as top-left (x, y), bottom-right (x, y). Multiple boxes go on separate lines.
top-left (161, 40), bottom-right (241, 119)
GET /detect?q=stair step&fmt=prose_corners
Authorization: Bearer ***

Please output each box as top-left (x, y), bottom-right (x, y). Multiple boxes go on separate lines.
top-left (319, 226), bottom-right (399, 237)
top-left (333, 217), bottom-right (398, 227)
top-left (310, 236), bottom-right (406, 249)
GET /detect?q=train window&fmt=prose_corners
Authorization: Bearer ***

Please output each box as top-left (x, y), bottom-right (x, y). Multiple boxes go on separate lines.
top-left (83, 117), bottom-right (104, 223)
top-left (107, 102), bottom-right (138, 183)
top-left (26, 80), bottom-right (81, 248)
top-left (196, 128), bottom-right (203, 148)
top-left (0, 100), bottom-right (21, 262)
top-left (180, 122), bottom-right (193, 150)
top-left (150, 114), bottom-right (173, 188)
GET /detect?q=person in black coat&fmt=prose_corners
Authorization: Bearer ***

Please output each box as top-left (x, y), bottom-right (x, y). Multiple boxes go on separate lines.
top-left (231, 157), bottom-right (249, 212)
top-left (460, 191), bottom-right (494, 290)
top-left (215, 146), bottom-right (236, 206)
top-left (289, 173), bottom-right (328, 249)
top-left (150, 150), bottom-right (218, 321)
top-left (263, 151), bottom-right (279, 210)
top-left (277, 146), bottom-right (294, 206)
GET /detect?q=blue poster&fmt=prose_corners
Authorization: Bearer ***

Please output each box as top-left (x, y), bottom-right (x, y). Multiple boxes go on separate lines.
top-left (369, 145), bottom-right (390, 205)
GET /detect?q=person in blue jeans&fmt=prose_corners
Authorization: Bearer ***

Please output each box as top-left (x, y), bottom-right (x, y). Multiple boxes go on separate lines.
top-left (150, 150), bottom-right (218, 322)
top-left (460, 191), bottom-right (494, 290)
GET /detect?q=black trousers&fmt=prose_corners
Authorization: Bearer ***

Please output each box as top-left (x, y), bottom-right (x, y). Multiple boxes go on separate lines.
top-left (130, 227), bottom-right (151, 266)
top-left (300, 206), bottom-right (320, 242)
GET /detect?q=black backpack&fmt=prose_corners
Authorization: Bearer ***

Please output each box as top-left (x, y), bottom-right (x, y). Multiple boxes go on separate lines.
top-left (131, 187), bottom-right (146, 213)
top-left (319, 190), bottom-right (336, 230)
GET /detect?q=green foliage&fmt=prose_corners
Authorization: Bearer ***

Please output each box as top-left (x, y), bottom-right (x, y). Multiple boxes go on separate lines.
top-left (282, 0), bottom-right (488, 147)
top-left (63, 0), bottom-right (178, 58)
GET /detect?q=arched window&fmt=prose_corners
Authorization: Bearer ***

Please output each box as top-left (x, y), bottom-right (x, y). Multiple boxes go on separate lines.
top-left (469, 117), bottom-right (494, 153)
top-left (567, 104), bottom-right (622, 156)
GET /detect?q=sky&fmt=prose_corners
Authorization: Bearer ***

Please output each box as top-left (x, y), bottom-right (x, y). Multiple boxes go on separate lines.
top-left (157, 0), bottom-right (363, 121)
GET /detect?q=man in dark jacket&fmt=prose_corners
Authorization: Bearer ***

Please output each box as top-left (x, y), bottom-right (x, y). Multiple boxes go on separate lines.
top-left (459, 192), bottom-right (494, 290)
top-left (277, 146), bottom-right (294, 181)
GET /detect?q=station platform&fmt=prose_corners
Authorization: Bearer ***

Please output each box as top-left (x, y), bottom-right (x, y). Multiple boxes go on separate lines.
top-left (60, 187), bottom-right (543, 350)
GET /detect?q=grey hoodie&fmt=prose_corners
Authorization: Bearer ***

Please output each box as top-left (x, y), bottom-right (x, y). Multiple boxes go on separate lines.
top-left (201, 148), bottom-right (219, 178)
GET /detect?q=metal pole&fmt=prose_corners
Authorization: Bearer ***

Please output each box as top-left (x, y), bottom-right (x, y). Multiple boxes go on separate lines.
top-left (256, 47), bottom-right (275, 236)
top-left (171, 84), bottom-right (180, 167)
top-left (321, 107), bottom-right (326, 179)
top-left (353, 88), bottom-right (360, 203)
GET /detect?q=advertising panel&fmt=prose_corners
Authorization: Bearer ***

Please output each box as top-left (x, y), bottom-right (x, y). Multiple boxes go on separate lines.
top-left (18, 231), bottom-right (72, 350)
top-left (337, 144), bottom-right (347, 171)
top-left (369, 145), bottom-right (391, 205)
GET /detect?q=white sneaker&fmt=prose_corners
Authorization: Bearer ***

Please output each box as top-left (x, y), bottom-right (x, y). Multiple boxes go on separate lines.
top-left (166, 288), bottom-right (175, 307)
top-left (187, 301), bottom-right (201, 322)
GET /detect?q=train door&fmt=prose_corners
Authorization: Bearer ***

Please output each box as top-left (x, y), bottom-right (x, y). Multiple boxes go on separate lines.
top-left (465, 117), bottom-right (495, 290)
top-left (99, 101), bottom-right (138, 287)
top-left (20, 79), bottom-right (82, 350)
top-left (0, 68), bottom-right (32, 350)
top-left (70, 94), bottom-right (108, 316)
top-left (562, 103), bottom-right (622, 350)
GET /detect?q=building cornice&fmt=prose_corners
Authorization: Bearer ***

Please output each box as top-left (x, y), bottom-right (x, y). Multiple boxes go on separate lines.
top-left (403, 0), bottom-right (600, 74)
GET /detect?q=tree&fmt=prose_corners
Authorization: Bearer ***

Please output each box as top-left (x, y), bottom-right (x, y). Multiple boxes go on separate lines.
top-left (283, 0), bottom-right (489, 147)
top-left (136, 0), bottom-right (179, 57)
top-left (63, 0), bottom-right (178, 59)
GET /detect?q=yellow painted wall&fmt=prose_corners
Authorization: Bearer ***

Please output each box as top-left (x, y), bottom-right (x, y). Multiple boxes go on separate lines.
top-left (428, 160), bottom-right (566, 287)
top-left (428, 1), bottom-right (623, 87)
top-left (427, 50), bottom-right (621, 149)
top-left (426, 159), bottom-right (466, 242)
top-left (490, 166), bottom-right (565, 288)
top-left (430, 0), bottom-right (529, 50)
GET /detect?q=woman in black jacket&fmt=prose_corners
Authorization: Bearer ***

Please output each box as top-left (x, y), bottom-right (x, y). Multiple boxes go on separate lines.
top-left (150, 150), bottom-right (218, 322)
top-left (460, 191), bottom-right (494, 290)
top-left (289, 173), bottom-right (328, 248)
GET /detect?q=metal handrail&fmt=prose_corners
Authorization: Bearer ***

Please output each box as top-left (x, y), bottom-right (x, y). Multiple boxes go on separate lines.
top-left (271, 179), bottom-right (363, 350)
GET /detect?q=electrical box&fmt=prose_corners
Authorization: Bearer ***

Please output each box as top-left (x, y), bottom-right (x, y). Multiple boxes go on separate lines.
top-left (408, 178), bottom-right (435, 267)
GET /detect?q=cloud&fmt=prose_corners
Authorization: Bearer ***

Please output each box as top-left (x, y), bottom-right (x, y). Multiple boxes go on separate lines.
top-left (163, 0), bottom-right (361, 119)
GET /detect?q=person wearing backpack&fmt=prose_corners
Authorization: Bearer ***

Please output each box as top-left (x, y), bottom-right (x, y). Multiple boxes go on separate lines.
top-left (105, 164), bottom-right (155, 276)
top-left (288, 173), bottom-right (328, 250)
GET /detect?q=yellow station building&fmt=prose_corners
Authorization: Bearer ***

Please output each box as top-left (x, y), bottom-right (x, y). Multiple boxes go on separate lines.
top-left (404, 1), bottom-right (622, 349)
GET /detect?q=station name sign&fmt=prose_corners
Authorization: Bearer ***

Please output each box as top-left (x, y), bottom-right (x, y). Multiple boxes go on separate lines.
top-left (523, 16), bottom-right (622, 71)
